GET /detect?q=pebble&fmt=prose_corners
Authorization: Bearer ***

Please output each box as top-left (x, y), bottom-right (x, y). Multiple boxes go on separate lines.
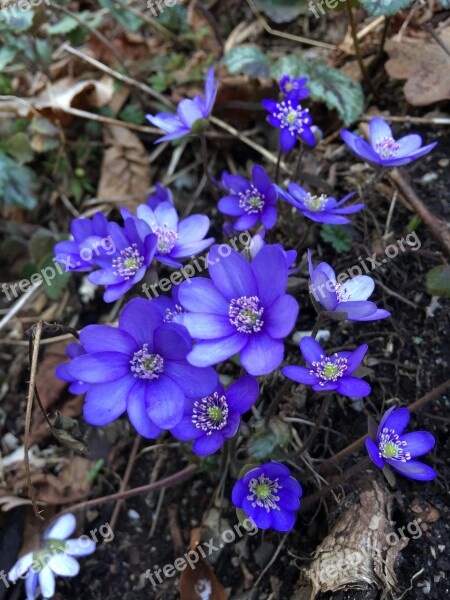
top-left (128, 509), bottom-right (140, 521)
top-left (421, 172), bottom-right (438, 184)
top-left (438, 158), bottom-right (449, 168)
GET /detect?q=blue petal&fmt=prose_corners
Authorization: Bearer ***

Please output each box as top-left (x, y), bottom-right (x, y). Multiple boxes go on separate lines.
top-left (241, 501), bottom-right (272, 529)
top-left (170, 413), bottom-right (201, 441)
top-left (231, 479), bottom-right (248, 507)
top-left (187, 334), bottom-right (248, 367)
top-left (178, 214), bottom-right (210, 243)
top-left (252, 164), bottom-right (271, 192)
top-left (178, 313), bottom-right (235, 340)
top-left (164, 360), bottom-right (218, 398)
top-left (386, 459), bottom-right (437, 481)
top-left (226, 376), bottom-right (259, 413)
top-left (218, 195), bottom-right (243, 216)
top-left (154, 201), bottom-right (179, 231)
top-left (277, 489), bottom-right (301, 511)
top-left (44, 514), bottom-right (76, 540)
top-left (282, 366), bottom-right (317, 385)
top-left (153, 323), bottom-right (191, 359)
top-left (345, 344), bottom-right (368, 374)
top-left (208, 246), bottom-right (257, 300)
top-left (356, 309), bottom-right (391, 321)
top-left (193, 432), bottom-right (226, 456)
top-left (240, 332), bottom-right (284, 376)
top-left (264, 294), bottom-right (299, 338)
top-left (178, 278), bottom-right (229, 315)
top-left (300, 337), bottom-right (325, 366)
top-left (67, 352), bottom-right (130, 383)
top-left (280, 128), bottom-right (296, 152)
top-left (382, 407), bottom-right (410, 437)
top-left (118, 298), bottom-right (163, 348)
top-left (83, 375), bottom-right (134, 425)
top-left (222, 173), bottom-right (250, 194)
top-left (366, 438), bottom-right (383, 468)
top-left (336, 376), bottom-right (370, 398)
top-left (251, 245), bottom-right (288, 307)
top-left (47, 554), bottom-right (79, 576)
top-left (398, 431), bottom-right (435, 458)
top-left (127, 380), bottom-right (162, 438)
top-left (261, 206), bottom-right (278, 230)
top-left (369, 117), bottom-right (393, 148)
top-left (233, 213), bottom-right (259, 231)
top-left (79, 325), bottom-right (138, 355)
top-left (146, 375), bottom-right (185, 429)
top-left (337, 300), bottom-right (378, 319)
top-left (338, 276), bottom-right (374, 302)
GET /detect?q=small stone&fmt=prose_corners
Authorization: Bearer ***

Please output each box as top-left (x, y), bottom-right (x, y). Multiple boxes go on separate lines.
top-left (421, 172), bottom-right (438, 184)
top-left (128, 509), bottom-right (140, 521)
top-left (438, 158), bottom-right (449, 168)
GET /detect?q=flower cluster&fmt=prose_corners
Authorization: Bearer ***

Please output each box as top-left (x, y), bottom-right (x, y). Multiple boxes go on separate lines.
top-left (51, 69), bottom-right (438, 547)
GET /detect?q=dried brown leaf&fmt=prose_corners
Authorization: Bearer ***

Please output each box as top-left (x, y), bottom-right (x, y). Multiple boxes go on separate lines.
top-left (385, 27), bottom-right (450, 106)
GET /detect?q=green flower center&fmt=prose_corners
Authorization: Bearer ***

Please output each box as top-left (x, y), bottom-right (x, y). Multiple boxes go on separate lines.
top-left (208, 406), bottom-right (223, 422)
top-left (255, 484), bottom-right (271, 499)
top-left (285, 82), bottom-right (293, 91)
top-left (323, 363), bottom-right (339, 380)
top-left (383, 441), bottom-right (398, 459)
top-left (287, 110), bottom-right (297, 124)
top-left (32, 539), bottom-right (67, 572)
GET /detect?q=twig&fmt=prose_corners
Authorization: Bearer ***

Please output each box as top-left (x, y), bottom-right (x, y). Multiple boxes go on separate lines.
top-left (316, 378), bottom-right (450, 474)
top-left (252, 532), bottom-right (289, 591)
top-left (275, 148), bottom-right (282, 184)
top-left (297, 395), bottom-right (331, 458)
top-left (246, 0), bottom-right (336, 50)
top-left (345, 1), bottom-right (373, 92)
top-left (25, 321), bottom-right (45, 520)
top-left (389, 169), bottom-right (450, 257)
top-left (54, 105), bottom-right (161, 135)
top-left (57, 465), bottom-right (198, 516)
top-left (0, 281), bottom-right (43, 332)
top-left (110, 435), bottom-right (142, 531)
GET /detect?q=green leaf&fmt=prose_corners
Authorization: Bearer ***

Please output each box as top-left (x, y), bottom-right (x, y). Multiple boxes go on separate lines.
top-left (38, 253), bottom-right (71, 300)
top-left (426, 265), bottom-right (450, 297)
top-left (320, 224), bottom-right (354, 252)
top-left (29, 229), bottom-right (57, 266)
top-left (253, 0), bottom-right (310, 23)
top-left (223, 46), bottom-right (271, 78)
top-left (97, 0), bottom-right (143, 31)
top-left (0, 151), bottom-right (37, 209)
top-left (6, 132), bottom-right (34, 164)
top-left (0, 7), bottom-right (35, 32)
top-left (271, 55), bottom-right (364, 125)
top-left (47, 14), bottom-right (79, 35)
top-left (359, 0), bottom-right (413, 16)
top-left (119, 104), bottom-right (145, 125)
top-left (159, 5), bottom-right (188, 34)
top-left (0, 46), bottom-right (17, 69)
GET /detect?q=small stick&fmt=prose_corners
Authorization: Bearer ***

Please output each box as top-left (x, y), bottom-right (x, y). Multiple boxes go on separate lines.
top-left (297, 395), bottom-right (331, 458)
top-left (109, 435), bottom-right (142, 531)
top-left (345, 1), bottom-right (374, 93)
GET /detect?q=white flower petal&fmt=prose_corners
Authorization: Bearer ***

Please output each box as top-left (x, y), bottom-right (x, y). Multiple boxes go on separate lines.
top-left (66, 538), bottom-right (96, 556)
top-left (44, 514), bottom-right (76, 541)
top-left (38, 566), bottom-right (55, 598)
top-left (48, 554), bottom-right (80, 576)
top-left (8, 552), bottom-right (33, 581)
top-left (25, 572), bottom-right (39, 600)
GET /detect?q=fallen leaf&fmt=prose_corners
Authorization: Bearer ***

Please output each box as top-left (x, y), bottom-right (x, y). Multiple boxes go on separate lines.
top-left (180, 527), bottom-right (228, 600)
top-left (385, 27), bottom-right (450, 105)
top-left (97, 125), bottom-right (152, 209)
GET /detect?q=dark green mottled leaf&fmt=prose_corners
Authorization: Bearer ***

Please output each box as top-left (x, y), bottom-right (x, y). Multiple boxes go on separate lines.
top-left (253, 0), bottom-right (310, 22)
top-left (426, 265), bottom-right (450, 297)
top-left (359, 0), bottom-right (412, 16)
top-left (223, 46), bottom-right (271, 78)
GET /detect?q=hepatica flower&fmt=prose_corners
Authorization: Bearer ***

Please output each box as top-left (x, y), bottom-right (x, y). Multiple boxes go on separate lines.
top-left (279, 75), bottom-right (309, 99)
top-left (87, 217), bottom-right (157, 303)
top-left (249, 230), bottom-right (297, 274)
top-left (232, 462), bottom-right (302, 531)
top-left (147, 183), bottom-right (173, 209)
top-left (341, 117), bottom-right (437, 167)
top-left (122, 201), bottom-right (214, 268)
top-left (171, 376), bottom-right (259, 455)
top-left (366, 406), bottom-right (437, 481)
top-left (308, 250), bottom-right (390, 321)
top-left (219, 165), bottom-right (278, 231)
top-left (176, 244), bottom-right (299, 376)
top-left (54, 212), bottom-right (110, 272)
top-left (263, 91), bottom-right (314, 152)
top-left (146, 67), bottom-right (218, 143)
top-left (278, 183), bottom-right (364, 225)
top-left (282, 337), bottom-right (371, 398)
top-left (8, 513), bottom-right (95, 600)
top-left (63, 299), bottom-right (218, 436)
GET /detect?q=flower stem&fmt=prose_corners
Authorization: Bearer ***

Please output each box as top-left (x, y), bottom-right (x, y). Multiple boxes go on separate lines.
top-left (293, 141), bottom-right (304, 182)
top-left (275, 147), bottom-right (282, 184)
top-left (302, 456), bottom-right (372, 509)
top-left (379, 16), bottom-right (391, 56)
top-left (345, 2), bottom-right (373, 93)
top-left (200, 134), bottom-right (218, 201)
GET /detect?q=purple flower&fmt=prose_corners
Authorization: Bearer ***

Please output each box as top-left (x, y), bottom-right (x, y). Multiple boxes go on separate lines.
top-left (55, 343), bottom-right (89, 395)
top-left (279, 75), bottom-right (309, 100)
top-left (87, 217), bottom-right (157, 303)
top-left (8, 513), bottom-right (95, 600)
top-left (366, 406), bottom-right (437, 481)
top-left (175, 244), bottom-right (299, 376)
top-left (146, 68), bottom-right (218, 143)
top-left (171, 376), bottom-right (259, 455)
top-left (341, 117), bottom-right (437, 167)
top-left (64, 299), bottom-right (218, 435)
top-left (308, 250), bottom-right (390, 321)
top-left (147, 183), bottom-right (174, 209)
top-left (278, 183), bottom-right (364, 225)
top-left (249, 230), bottom-right (297, 274)
top-left (121, 201), bottom-right (214, 268)
top-left (282, 336), bottom-right (371, 398)
top-left (54, 212), bottom-right (110, 272)
top-left (262, 91), bottom-right (315, 152)
top-left (218, 165), bottom-right (278, 231)
top-left (232, 462), bottom-right (302, 531)
top-left (151, 285), bottom-right (186, 323)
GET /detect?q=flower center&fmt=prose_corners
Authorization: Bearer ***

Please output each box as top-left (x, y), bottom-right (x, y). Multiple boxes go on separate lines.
top-left (112, 243), bottom-right (144, 279)
top-left (375, 136), bottom-right (400, 160)
top-left (154, 224), bottom-right (179, 255)
top-left (130, 344), bottom-right (164, 380)
top-left (378, 427), bottom-right (410, 462)
top-left (192, 392), bottom-right (229, 434)
top-left (334, 282), bottom-right (351, 303)
top-left (33, 540), bottom-right (67, 572)
top-left (276, 100), bottom-right (310, 134)
top-left (238, 185), bottom-right (265, 214)
top-left (247, 474), bottom-right (281, 512)
top-left (303, 193), bottom-right (328, 212)
top-left (164, 304), bottom-right (184, 322)
top-left (311, 354), bottom-right (348, 385)
top-left (229, 296), bottom-right (264, 334)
